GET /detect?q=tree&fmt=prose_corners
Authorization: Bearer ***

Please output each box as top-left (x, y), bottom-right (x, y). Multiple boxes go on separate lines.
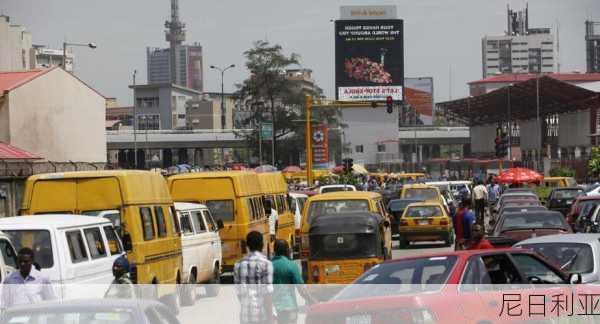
top-left (235, 40), bottom-right (340, 166)
top-left (589, 146), bottom-right (600, 177)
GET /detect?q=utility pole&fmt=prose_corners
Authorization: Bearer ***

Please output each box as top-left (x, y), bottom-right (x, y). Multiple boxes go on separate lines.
top-left (133, 70), bottom-right (137, 169)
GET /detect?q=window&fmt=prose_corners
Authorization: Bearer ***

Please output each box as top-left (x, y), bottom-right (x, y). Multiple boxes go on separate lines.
top-left (377, 144), bottom-right (386, 153)
top-left (518, 243), bottom-right (593, 274)
top-left (191, 210), bottom-right (207, 233)
top-left (247, 198), bottom-right (257, 220)
top-left (203, 210), bottom-right (217, 232)
top-left (480, 254), bottom-right (522, 284)
top-left (140, 207), bottom-right (155, 241)
top-left (355, 145), bottom-right (364, 153)
top-left (511, 254), bottom-right (564, 284)
top-left (206, 200), bottom-right (234, 222)
top-left (0, 239), bottom-right (17, 269)
top-left (179, 212), bottom-right (194, 235)
top-left (154, 206), bottom-right (167, 237)
top-left (178, 114), bottom-right (186, 119)
top-left (276, 195), bottom-right (285, 213)
top-left (5, 230), bottom-right (54, 268)
top-left (84, 228), bottom-right (107, 259)
top-left (66, 230), bottom-right (88, 263)
top-left (169, 206), bottom-right (180, 234)
top-left (104, 226), bottom-right (123, 255)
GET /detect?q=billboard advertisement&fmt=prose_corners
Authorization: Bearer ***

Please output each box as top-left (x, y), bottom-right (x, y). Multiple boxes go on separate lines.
top-left (405, 77), bottom-right (434, 125)
top-left (335, 19), bottom-right (404, 102)
top-left (312, 124), bottom-right (329, 168)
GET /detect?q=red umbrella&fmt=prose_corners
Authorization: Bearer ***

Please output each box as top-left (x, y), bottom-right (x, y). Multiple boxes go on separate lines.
top-left (497, 167), bottom-right (544, 185)
top-left (282, 166), bottom-right (302, 173)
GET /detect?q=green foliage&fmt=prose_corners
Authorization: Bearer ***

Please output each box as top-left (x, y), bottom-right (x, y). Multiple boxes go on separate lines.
top-left (589, 147), bottom-right (600, 175)
top-left (533, 186), bottom-right (553, 201)
top-left (549, 167), bottom-right (575, 178)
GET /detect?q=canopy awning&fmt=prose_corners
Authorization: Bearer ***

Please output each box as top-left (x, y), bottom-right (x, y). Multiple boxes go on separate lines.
top-left (437, 76), bottom-right (600, 126)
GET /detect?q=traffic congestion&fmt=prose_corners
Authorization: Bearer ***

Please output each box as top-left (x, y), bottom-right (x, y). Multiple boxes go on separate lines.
top-left (1, 164), bottom-right (600, 323)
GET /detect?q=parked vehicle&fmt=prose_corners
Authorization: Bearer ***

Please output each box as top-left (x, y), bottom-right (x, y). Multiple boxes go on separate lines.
top-left (20, 170), bottom-right (182, 312)
top-left (515, 234), bottom-right (600, 283)
top-left (490, 210), bottom-right (571, 242)
top-left (543, 177), bottom-right (577, 188)
top-left (174, 202), bottom-right (222, 304)
top-left (400, 184), bottom-right (443, 204)
top-left (493, 192), bottom-right (540, 214)
top-left (289, 192), bottom-right (308, 230)
top-left (168, 171), bottom-right (270, 273)
top-left (318, 184), bottom-right (357, 194)
top-left (257, 172), bottom-right (295, 250)
top-left (494, 205), bottom-right (547, 223)
top-left (387, 198), bottom-right (423, 237)
top-left (0, 215), bottom-right (123, 299)
top-left (0, 231), bottom-right (17, 282)
top-left (546, 187), bottom-right (585, 216)
top-left (503, 187), bottom-right (535, 194)
top-left (0, 299), bottom-right (180, 324)
top-left (398, 202), bottom-right (454, 248)
top-left (307, 212), bottom-right (391, 284)
top-left (307, 249), bottom-right (580, 324)
top-left (568, 196), bottom-right (600, 231)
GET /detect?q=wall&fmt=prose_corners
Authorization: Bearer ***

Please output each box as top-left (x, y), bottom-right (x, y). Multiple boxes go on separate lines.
top-left (470, 124), bottom-right (497, 153)
top-left (8, 68), bottom-right (106, 162)
top-left (134, 87), bottom-right (162, 128)
top-left (0, 97), bottom-right (9, 142)
top-left (558, 109), bottom-right (590, 147)
top-left (342, 107), bottom-right (399, 164)
top-left (0, 16), bottom-right (32, 72)
top-left (519, 119), bottom-right (540, 150)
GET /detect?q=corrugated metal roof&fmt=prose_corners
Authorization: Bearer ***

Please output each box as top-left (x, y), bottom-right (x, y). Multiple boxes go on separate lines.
top-left (0, 142), bottom-right (41, 159)
top-left (0, 68), bottom-right (53, 94)
top-left (469, 72), bottom-right (600, 85)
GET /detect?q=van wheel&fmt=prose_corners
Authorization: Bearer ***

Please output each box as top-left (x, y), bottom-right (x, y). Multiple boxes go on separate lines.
top-left (140, 281), bottom-right (159, 301)
top-left (162, 287), bottom-right (181, 315)
top-left (180, 273), bottom-right (196, 306)
top-left (206, 266), bottom-right (221, 297)
top-left (399, 239), bottom-right (409, 249)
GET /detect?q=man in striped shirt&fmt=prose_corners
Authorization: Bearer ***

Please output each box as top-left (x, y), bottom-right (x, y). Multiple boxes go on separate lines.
top-left (234, 231), bottom-right (274, 324)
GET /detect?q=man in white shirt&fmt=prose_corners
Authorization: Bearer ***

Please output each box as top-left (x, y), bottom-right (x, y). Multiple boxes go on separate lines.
top-left (265, 198), bottom-right (278, 242)
top-left (472, 180), bottom-right (488, 226)
top-left (1, 247), bottom-right (54, 310)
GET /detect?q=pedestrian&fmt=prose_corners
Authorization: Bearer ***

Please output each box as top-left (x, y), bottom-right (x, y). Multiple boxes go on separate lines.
top-left (472, 180), bottom-right (488, 225)
top-left (467, 224), bottom-right (494, 250)
top-left (272, 240), bottom-right (317, 324)
top-left (1, 247), bottom-right (54, 310)
top-left (264, 199), bottom-right (278, 243)
top-left (105, 255), bottom-right (135, 299)
top-left (234, 231), bottom-right (274, 324)
top-left (453, 199), bottom-right (475, 250)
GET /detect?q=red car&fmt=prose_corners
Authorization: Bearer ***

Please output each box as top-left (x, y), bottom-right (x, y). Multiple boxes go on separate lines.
top-left (566, 195), bottom-right (600, 229)
top-left (307, 249), bottom-right (585, 324)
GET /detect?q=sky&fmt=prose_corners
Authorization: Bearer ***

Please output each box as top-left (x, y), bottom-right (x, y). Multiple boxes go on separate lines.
top-left (2, 0), bottom-right (598, 106)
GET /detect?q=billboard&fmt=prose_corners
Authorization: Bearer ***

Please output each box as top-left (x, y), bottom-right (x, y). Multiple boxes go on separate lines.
top-left (335, 19), bottom-right (404, 102)
top-left (312, 124), bottom-right (329, 168)
top-left (404, 77), bottom-right (434, 125)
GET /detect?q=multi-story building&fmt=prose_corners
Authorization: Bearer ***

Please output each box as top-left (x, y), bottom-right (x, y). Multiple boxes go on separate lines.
top-left (481, 5), bottom-right (554, 78)
top-left (586, 20), bottom-right (600, 73)
top-left (147, 45), bottom-right (204, 93)
top-left (186, 93), bottom-right (235, 130)
top-left (0, 15), bottom-right (32, 72)
top-left (31, 45), bottom-right (73, 72)
top-left (130, 83), bottom-right (200, 130)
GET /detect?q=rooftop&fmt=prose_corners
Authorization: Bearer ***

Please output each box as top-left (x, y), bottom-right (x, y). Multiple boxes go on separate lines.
top-left (0, 69), bottom-right (51, 94)
top-left (0, 142), bottom-right (41, 160)
top-left (469, 72), bottom-right (600, 85)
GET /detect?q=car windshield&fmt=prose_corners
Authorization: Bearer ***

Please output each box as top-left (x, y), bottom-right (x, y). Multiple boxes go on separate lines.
top-left (309, 233), bottom-right (378, 260)
top-left (553, 190), bottom-right (584, 199)
top-left (308, 199), bottom-right (369, 222)
top-left (333, 256), bottom-right (457, 300)
top-left (404, 188), bottom-right (438, 200)
top-left (501, 213), bottom-right (565, 230)
top-left (519, 242), bottom-right (593, 274)
top-left (1, 310), bottom-right (134, 324)
top-left (388, 200), bottom-right (420, 211)
top-left (405, 206), bottom-right (443, 218)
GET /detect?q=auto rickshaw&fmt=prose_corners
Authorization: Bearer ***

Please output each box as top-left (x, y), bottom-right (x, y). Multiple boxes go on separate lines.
top-left (306, 212), bottom-right (391, 284)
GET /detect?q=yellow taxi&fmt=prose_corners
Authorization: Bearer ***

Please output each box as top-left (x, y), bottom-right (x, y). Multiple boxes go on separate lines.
top-left (542, 177), bottom-right (577, 188)
top-left (400, 184), bottom-right (443, 204)
top-left (398, 202), bottom-right (454, 248)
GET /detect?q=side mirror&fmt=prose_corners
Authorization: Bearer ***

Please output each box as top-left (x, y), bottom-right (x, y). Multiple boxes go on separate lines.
top-left (217, 219), bottom-right (225, 230)
top-left (569, 273), bottom-right (582, 285)
top-left (122, 234), bottom-right (133, 251)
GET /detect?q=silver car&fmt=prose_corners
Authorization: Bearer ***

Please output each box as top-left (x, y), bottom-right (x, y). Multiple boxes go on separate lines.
top-left (514, 234), bottom-right (600, 283)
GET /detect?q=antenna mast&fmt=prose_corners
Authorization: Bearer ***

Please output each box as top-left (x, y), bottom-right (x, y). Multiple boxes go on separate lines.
top-left (165, 0), bottom-right (186, 84)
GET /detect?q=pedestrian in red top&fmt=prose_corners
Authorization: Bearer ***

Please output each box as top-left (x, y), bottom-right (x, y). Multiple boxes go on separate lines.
top-left (453, 199), bottom-right (475, 251)
top-left (467, 225), bottom-right (494, 250)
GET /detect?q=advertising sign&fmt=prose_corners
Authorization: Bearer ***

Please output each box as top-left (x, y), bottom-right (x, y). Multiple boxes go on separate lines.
top-left (335, 19), bottom-right (404, 101)
top-left (340, 5), bottom-right (397, 20)
top-left (312, 124), bottom-right (329, 168)
top-left (261, 123), bottom-right (273, 139)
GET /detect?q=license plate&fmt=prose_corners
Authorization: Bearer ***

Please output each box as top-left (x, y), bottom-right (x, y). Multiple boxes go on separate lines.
top-left (326, 265), bottom-right (340, 275)
top-left (418, 219), bottom-right (429, 225)
top-left (346, 315), bottom-right (371, 324)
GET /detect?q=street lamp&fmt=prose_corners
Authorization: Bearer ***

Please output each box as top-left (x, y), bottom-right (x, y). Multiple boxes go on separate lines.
top-left (210, 64), bottom-right (236, 130)
top-left (62, 41), bottom-right (97, 71)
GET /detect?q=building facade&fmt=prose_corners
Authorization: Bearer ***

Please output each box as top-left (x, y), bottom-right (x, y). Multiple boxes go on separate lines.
top-left (130, 83), bottom-right (201, 130)
top-left (0, 15), bottom-right (32, 72)
top-left (481, 5), bottom-right (554, 78)
top-left (586, 20), bottom-right (600, 73)
top-left (0, 67), bottom-right (106, 162)
top-left (147, 44), bottom-right (204, 92)
top-left (32, 45), bottom-right (73, 72)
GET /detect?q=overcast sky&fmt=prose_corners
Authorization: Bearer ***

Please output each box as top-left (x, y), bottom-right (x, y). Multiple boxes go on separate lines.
top-left (2, 0), bottom-right (598, 105)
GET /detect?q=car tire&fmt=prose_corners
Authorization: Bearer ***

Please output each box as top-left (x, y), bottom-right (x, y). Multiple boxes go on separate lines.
top-left (399, 238), bottom-right (409, 249)
top-left (162, 288), bottom-right (181, 315)
top-left (205, 266), bottom-right (221, 297)
top-left (180, 273), bottom-right (196, 306)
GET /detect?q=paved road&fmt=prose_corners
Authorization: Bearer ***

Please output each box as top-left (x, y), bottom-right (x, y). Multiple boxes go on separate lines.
top-left (176, 240), bottom-right (452, 323)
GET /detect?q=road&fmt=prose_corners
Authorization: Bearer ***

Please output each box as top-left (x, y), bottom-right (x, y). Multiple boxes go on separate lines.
top-left (176, 240), bottom-right (451, 323)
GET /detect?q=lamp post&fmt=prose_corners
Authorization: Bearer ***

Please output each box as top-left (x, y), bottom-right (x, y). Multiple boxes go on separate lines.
top-left (132, 70), bottom-right (137, 169)
top-left (62, 41), bottom-right (97, 72)
top-left (210, 64), bottom-right (235, 130)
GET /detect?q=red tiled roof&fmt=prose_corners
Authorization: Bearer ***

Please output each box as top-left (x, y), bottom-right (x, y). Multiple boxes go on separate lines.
top-left (0, 142), bottom-right (41, 159)
top-left (405, 87), bottom-right (433, 116)
top-left (0, 68), bottom-right (54, 94)
top-left (469, 72), bottom-right (600, 85)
